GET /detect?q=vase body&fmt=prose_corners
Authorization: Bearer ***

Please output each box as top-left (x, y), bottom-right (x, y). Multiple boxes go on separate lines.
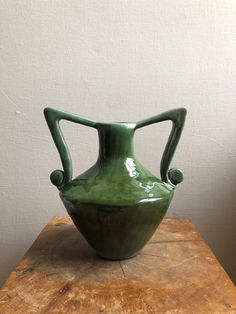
top-left (44, 108), bottom-right (186, 259)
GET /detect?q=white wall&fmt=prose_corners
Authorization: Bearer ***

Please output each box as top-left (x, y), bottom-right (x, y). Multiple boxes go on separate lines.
top-left (0, 0), bottom-right (236, 284)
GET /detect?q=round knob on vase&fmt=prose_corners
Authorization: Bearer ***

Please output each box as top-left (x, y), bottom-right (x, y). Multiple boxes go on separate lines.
top-left (50, 170), bottom-right (64, 188)
top-left (168, 168), bottom-right (184, 186)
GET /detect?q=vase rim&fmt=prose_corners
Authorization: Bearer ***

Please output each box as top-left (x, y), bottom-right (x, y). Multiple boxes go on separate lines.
top-left (96, 122), bottom-right (136, 127)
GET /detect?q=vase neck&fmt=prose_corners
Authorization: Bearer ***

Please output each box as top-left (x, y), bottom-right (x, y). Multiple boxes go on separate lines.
top-left (97, 123), bottom-right (136, 161)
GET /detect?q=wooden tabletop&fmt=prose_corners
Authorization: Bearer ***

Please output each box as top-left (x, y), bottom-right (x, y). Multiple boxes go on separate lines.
top-left (0, 216), bottom-right (235, 313)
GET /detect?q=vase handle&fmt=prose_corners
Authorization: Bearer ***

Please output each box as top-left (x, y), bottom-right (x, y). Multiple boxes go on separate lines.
top-left (44, 107), bottom-right (96, 190)
top-left (135, 108), bottom-right (187, 187)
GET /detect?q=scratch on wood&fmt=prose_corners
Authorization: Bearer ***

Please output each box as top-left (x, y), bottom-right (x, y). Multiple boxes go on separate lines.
top-left (140, 253), bottom-right (166, 258)
top-left (0, 294), bottom-right (11, 303)
top-left (60, 285), bottom-right (70, 294)
top-left (119, 261), bottom-right (126, 277)
top-left (16, 267), bottom-right (34, 277)
top-left (129, 260), bottom-right (153, 270)
top-left (148, 239), bottom-right (202, 244)
top-left (222, 300), bottom-right (236, 310)
top-left (169, 256), bottom-right (198, 268)
top-left (55, 223), bottom-right (66, 227)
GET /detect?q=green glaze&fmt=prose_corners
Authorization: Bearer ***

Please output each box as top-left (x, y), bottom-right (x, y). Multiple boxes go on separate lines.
top-left (44, 107), bottom-right (186, 259)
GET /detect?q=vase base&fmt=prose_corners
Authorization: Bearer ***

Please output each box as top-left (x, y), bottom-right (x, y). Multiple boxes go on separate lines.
top-left (97, 252), bottom-right (139, 261)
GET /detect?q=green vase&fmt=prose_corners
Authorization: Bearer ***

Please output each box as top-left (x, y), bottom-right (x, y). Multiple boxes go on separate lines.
top-left (44, 107), bottom-right (187, 260)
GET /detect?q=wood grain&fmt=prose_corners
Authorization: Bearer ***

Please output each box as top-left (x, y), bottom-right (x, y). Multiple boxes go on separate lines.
top-left (0, 216), bottom-right (235, 313)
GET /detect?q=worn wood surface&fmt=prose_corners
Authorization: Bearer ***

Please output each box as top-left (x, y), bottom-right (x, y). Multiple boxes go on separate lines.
top-left (0, 216), bottom-right (235, 313)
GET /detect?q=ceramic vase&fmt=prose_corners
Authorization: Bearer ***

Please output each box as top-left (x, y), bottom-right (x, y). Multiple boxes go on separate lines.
top-left (44, 107), bottom-right (186, 260)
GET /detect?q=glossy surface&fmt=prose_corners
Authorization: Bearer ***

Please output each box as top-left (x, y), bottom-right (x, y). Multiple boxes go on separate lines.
top-left (44, 107), bottom-right (186, 259)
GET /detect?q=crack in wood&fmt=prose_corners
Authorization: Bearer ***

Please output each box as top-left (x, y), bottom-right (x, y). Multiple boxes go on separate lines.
top-left (140, 253), bottom-right (166, 258)
top-left (55, 223), bottom-right (66, 226)
top-left (16, 267), bottom-right (34, 277)
top-left (119, 261), bottom-right (126, 278)
top-left (60, 285), bottom-right (70, 294)
top-left (0, 294), bottom-right (11, 303)
top-left (148, 239), bottom-right (203, 244)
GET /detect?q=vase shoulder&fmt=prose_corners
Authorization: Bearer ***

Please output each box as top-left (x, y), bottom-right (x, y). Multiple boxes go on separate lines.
top-left (60, 158), bottom-right (174, 207)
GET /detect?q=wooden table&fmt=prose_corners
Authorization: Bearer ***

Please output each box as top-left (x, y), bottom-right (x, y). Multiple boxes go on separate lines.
top-left (0, 216), bottom-right (235, 313)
